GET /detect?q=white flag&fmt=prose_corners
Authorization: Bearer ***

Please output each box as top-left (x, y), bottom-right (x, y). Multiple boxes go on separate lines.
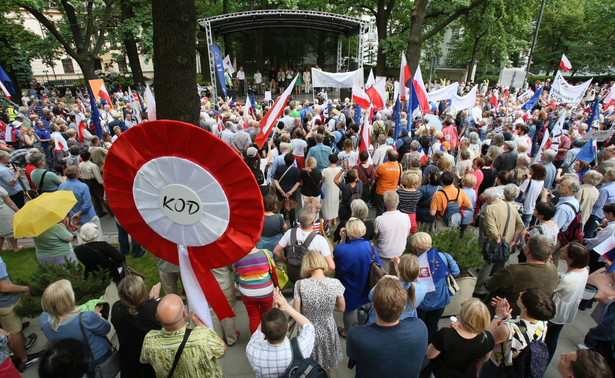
top-left (450, 86), bottom-right (478, 113)
top-left (144, 84), bottom-right (156, 122)
top-left (417, 252), bottom-right (436, 293)
top-left (427, 82), bottom-right (460, 103)
top-left (127, 87), bottom-right (142, 125)
top-left (366, 69), bottom-right (375, 88)
top-left (533, 130), bottom-right (550, 164)
top-left (223, 55), bottom-right (235, 75)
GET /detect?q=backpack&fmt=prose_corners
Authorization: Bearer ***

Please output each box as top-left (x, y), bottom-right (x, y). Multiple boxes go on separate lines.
top-left (346, 183), bottom-right (361, 206)
top-left (557, 202), bottom-right (584, 245)
top-left (396, 135), bottom-right (413, 161)
top-left (251, 167), bottom-right (264, 185)
top-left (281, 337), bottom-right (328, 378)
top-left (438, 189), bottom-right (462, 227)
top-left (510, 323), bottom-right (549, 378)
top-left (284, 229), bottom-right (318, 283)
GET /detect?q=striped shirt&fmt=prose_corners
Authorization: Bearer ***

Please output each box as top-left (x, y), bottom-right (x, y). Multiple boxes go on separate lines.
top-left (397, 189), bottom-right (421, 214)
top-left (236, 250), bottom-right (274, 298)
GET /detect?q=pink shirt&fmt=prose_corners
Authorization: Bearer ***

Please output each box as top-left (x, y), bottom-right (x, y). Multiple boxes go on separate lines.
top-left (441, 125), bottom-right (458, 150)
top-left (472, 169), bottom-right (484, 194)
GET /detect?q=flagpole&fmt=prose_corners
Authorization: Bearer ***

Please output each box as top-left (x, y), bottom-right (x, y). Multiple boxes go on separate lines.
top-left (525, 0), bottom-right (547, 82)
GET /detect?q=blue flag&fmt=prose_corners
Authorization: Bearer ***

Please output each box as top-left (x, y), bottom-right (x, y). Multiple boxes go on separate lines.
top-left (251, 91), bottom-right (257, 115)
top-left (574, 138), bottom-right (597, 163)
top-left (426, 247), bottom-right (450, 283)
top-left (0, 65), bottom-right (14, 95)
top-left (521, 86), bottom-right (543, 111)
top-left (209, 45), bottom-right (227, 98)
top-left (409, 81), bottom-right (419, 115)
top-left (587, 97), bottom-right (600, 127)
top-left (393, 96), bottom-right (402, 139)
top-left (353, 105), bottom-right (362, 127)
top-left (87, 84), bottom-right (104, 140)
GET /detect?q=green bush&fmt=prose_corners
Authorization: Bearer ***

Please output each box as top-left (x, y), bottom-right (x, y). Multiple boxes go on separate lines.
top-left (405, 227), bottom-right (483, 273)
top-left (15, 260), bottom-right (110, 319)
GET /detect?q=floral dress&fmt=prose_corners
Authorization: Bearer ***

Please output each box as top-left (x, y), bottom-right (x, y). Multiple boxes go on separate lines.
top-left (294, 278), bottom-right (345, 369)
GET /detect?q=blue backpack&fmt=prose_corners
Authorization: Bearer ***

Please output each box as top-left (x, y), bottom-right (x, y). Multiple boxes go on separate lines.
top-left (438, 189), bottom-right (462, 227)
top-left (511, 323), bottom-right (549, 378)
top-left (281, 337), bottom-right (328, 378)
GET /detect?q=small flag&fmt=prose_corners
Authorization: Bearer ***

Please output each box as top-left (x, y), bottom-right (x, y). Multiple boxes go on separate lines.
top-left (586, 97), bottom-right (600, 127)
top-left (359, 105), bottom-right (372, 153)
top-left (417, 252), bottom-right (435, 293)
top-left (366, 69), bottom-right (375, 88)
top-left (222, 55), bottom-right (235, 75)
top-left (575, 138), bottom-right (598, 163)
top-left (521, 86), bottom-right (544, 111)
top-left (78, 121), bottom-right (87, 143)
top-left (413, 68), bottom-right (429, 113)
top-left (604, 85), bottom-right (615, 110)
top-left (86, 83), bottom-right (104, 140)
top-left (353, 105), bottom-right (362, 127)
top-left (533, 129), bottom-right (550, 164)
top-left (127, 87), bottom-right (142, 125)
top-left (144, 84), bottom-right (156, 121)
top-left (366, 79), bottom-right (386, 111)
top-left (52, 131), bottom-right (68, 152)
top-left (418, 148), bottom-right (428, 165)
top-left (251, 91), bottom-right (257, 116)
top-left (560, 54), bottom-right (572, 72)
top-left (244, 94), bottom-right (253, 122)
top-left (217, 115), bottom-right (224, 134)
top-left (392, 96), bottom-right (402, 139)
top-left (0, 81), bottom-right (10, 98)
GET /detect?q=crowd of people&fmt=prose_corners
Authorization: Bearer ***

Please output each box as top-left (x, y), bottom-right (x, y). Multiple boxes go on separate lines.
top-left (0, 76), bottom-right (615, 377)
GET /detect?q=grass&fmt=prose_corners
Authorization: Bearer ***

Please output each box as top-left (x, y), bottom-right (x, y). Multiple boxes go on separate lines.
top-left (2, 246), bottom-right (162, 292)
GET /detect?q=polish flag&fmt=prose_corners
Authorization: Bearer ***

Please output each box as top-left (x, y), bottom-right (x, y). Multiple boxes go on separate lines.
top-left (604, 85), bottom-right (615, 110)
top-left (490, 91), bottom-right (499, 108)
top-left (359, 105), bottom-right (373, 153)
top-left (560, 54), bottom-right (572, 72)
top-left (418, 148), bottom-right (428, 164)
top-left (255, 76), bottom-right (298, 149)
top-left (244, 95), bottom-right (253, 122)
top-left (366, 78), bottom-right (386, 111)
top-left (216, 115), bottom-right (224, 134)
top-left (78, 121), bottom-right (87, 143)
top-left (399, 53), bottom-right (411, 102)
top-left (51, 131), bottom-right (68, 152)
top-left (0, 81), bottom-right (10, 98)
top-left (352, 85), bottom-right (371, 109)
top-left (413, 68), bottom-right (429, 113)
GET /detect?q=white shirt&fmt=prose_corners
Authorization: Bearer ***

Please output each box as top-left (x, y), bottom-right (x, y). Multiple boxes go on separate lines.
top-left (519, 179), bottom-right (544, 215)
top-left (237, 70), bottom-right (246, 80)
top-left (291, 139), bottom-right (307, 157)
top-left (254, 73), bottom-right (262, 84)
top-left (374, 210), bottom-right (411, 258)
top-left (278, 228), bottom-right (331, 257)
top-left (551, 269), bottom-right (589, 324)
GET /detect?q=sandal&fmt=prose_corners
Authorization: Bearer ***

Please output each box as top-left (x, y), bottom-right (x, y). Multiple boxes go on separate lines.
top-left (337, 326), bottom-right (346, 338)
top-left (12, 246), bottom-right (23, 252)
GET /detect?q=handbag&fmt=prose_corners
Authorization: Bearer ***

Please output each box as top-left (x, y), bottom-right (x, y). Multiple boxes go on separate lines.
top-left (264, 249), bottom-right (289, 289)
top-left (446, 273), bottom-right (460, 296)
top-left (367, 242), bottom-right (386, 289)
top-left (281, 197), bottom-right (298, 211)
top-left (78, 312), bottom-right (121, 378)
top-left (482, 203), bottom-right (512, 264)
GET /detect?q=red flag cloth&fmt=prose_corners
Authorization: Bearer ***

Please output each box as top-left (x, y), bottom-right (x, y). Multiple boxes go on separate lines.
top-left (366, 86), bottom-right (384, 111)
top-left (352, 85), bottom-right (371, 109)
top-left (398, 53), bottom-right (411, 101)
top-left (255, 76), bottom-right (298, 148)
top-left (413, 68), bottom-right (429, 113)
top-left (78, 121), bottom-right (87, 143)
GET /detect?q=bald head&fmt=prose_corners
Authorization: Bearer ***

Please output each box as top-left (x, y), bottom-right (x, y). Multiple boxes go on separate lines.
top-left (157, 294), bottom-right (186, 330)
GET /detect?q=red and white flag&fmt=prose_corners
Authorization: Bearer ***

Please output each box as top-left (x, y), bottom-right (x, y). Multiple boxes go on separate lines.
top-left (398, 53), bottom-right (411, 102)
top-left (51, 131), bottom-right (68, 152)
top-left (0, 81), bottom-right (10, 98)
top-left (78, 121), bottom-right (87, 143)
top-left (413, 68), bottom-right (429, 113)
top-left (216, 115), bottom-right (224, 134)
top-left (352, 85), bottom-right (371, 109)
top-left (560, 54), bottom-right (572, 72)
top-left (244, 95), bottom-right (253, 122)
top-left (255, 76), bottom-right (298, 148)
top-left (366, 78), bottom-right (386, 111)
top-left (359, 105), bottom-right (373, 153)
top-left (604, 85), bottom-right (615, 110)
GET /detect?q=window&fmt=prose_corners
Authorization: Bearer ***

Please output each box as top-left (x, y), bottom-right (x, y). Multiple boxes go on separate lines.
top-left (117, 58), bottom-right (128, 74)
top-left (62, 59), bottom-right (74, 74)
top-left (94, 59), bottom-right (103, 71)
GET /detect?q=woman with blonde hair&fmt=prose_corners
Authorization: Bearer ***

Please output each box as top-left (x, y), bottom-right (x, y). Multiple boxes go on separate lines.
top-left (436, 156), bottom-right (452, 174)
top-left (40, 280), bottom-right (113, 377)
top-left (111, 276), bottom-right (161, 378)
top-left (367, 254), bottom-right (426, 324)
top-left (293, 250), bottom-right (345, 371)
top-left (425, 298), bottom-right (495, 377)
top-left (333, 218), bottom-right (383, 337)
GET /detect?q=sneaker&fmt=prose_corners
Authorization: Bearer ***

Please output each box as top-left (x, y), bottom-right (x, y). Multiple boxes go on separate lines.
top-left (21, 321), bottom-right (30, 331)
top-left (22, 351), bottom-right (43, 371)
top-left (25, 333), bottom-right (37, 353)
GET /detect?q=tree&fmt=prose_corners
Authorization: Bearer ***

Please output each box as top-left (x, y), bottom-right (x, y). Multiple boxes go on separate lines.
top-left (152, 0), bottom-right (199, 125)
top-left (16, 0), bottom-right (116, 81)
top-left (406, 0), bottom-right (488, 75)
top-left (119, 0), bottom-right (147, 85)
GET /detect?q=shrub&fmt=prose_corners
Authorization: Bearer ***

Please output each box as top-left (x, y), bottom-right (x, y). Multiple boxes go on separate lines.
top-left (15, 260), bottom-right (110, 319)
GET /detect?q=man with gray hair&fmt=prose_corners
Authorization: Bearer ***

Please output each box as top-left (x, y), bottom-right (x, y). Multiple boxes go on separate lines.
top-left (542, 149), bottom-right (557, 190)
top-left (220, 121), bottom-right (234, 145)
top-left (231, 123), bottom-right (251, 154)
top-left (483, 235), bottom-right (559, 316)
top-left (510, 155), bottom-right (531, 185)
top-left (544, 177), bottom-right (581, 264)
top-left (273, 207), bottom-right (334, 281)
top-left (475, 186), bottom-right (525, 295)
top-left (372, 134), bottom-right (393, 168)
top-left (373, 191), bottom-right (412, 273)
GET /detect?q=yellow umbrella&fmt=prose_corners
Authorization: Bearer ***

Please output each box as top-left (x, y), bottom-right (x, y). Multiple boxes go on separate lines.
top-left (13, 191), bottom-right (77, 238)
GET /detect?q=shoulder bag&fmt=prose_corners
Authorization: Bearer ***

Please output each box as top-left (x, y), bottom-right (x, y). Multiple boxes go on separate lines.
top-left (78, 312), bottom-right (121, 378)
top-left (264, 249), bottom-right (289, 289)
top-left (167, 327), bottom-right (193, 378)
top-left (482, 203), bottom-right (512, 264)
top-left (25, 170), bottom-right (48, 200)
top-left (367, 242), bottom-right (386, 289)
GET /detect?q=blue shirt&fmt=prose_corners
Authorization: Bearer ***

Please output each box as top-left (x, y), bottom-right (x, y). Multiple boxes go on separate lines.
top-left (58, 179), bottom-right (96, 224)
top-left (41, 311), bottom-right (111, 364)
top-left (269, 152), bottom-right (297, 183)
top-left (553, 196), bottom-right (580, 232)
top-left (592, 181), bottom-right (615, 218)
top-left (418, 252), bottom-right (460, 311)
top-left (544, 162), bottom-right (556, 190)
top-left (0, 256), bottom-right (19, 307)
top-left (35, 127), bottom-right (51, 149)
top-left (0, 165), bottom-right (21, 195)
top-left (333, 238), bottom-right (382, 311)
top-left (306, 143), bottom-right (332, 171)
top-left (461, 187), bottom-right (477, 225)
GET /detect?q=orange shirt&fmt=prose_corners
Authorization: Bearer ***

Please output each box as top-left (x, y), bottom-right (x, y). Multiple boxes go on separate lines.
top-left (430, 184), bottom-right (471, 219)
top-left (375, 161), bottom-right (402, 195)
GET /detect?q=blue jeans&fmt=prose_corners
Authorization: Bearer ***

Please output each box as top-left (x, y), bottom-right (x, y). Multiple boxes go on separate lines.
top-left (584, 214), bottom-right (601, 239)
top-left (521, 213), bottom-right (533, 228)
top-left (116, 221), bottom-right (144, 258)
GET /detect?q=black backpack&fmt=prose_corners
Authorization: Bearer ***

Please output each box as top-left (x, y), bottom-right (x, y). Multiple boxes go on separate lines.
top-left (281, 337), bottom-right (328, 378)
top-left (284, 229), bottom-right (318, 283)
top-left (510, 323), bottom-right (549, 378)
top-left (346, 183), bottom-right (361, 206)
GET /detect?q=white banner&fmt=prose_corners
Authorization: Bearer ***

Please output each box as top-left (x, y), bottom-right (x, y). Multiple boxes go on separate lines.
top-left (450, 86), bottom-right (477, 113)
top-left (548, 71), bottom-right (592, 106)
top-left (427, 82), bottom-right (459, 103)
top-left (311, 68), bottom-right (364, 89)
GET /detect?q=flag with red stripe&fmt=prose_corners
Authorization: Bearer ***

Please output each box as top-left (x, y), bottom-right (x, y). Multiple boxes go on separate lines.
top-left (352, 85), bottom-right (371, 109)
top-left (413, 68), bottom-right (429, 113)
top-left (255, 76), bottom-right (298, 149)
top-left (560, 54), bottom-right (572, 72)
top-left (399, 53), bottom-right (411, 102)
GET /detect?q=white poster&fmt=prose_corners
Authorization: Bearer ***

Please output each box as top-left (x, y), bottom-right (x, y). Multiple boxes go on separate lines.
top-left (311, 68), bottom-right (364, 89)
top-left (450, 86), bottom-right (477, 113)
top-left (427, 82), bottom-right (460, 103)
top-left (548, 71), bottom-right (592, 106)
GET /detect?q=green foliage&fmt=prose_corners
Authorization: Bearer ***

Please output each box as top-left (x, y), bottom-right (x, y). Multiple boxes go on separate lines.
top-left (406, 227), bottom-right (483, 273)
top-left (15, 261), bottom-right (111, 318)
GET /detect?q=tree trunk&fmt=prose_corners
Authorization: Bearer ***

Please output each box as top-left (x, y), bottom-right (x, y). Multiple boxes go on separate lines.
top-left (76, 57), bottom-right (98, 81)
top-left (407, 0), bottom-right (427, 76)
top-left (375, 12), bottom-right (388, 76)
top-left (120, 0), bottom-right (145, 85)
top-left (152, 0), bottom-right (199, 125)
top-left (468, 35), bottom-right (481, 82)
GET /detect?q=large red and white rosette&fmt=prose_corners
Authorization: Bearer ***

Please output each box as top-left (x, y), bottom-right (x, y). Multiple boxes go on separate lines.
top-left (103, 120), bottom-right (264, 326)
